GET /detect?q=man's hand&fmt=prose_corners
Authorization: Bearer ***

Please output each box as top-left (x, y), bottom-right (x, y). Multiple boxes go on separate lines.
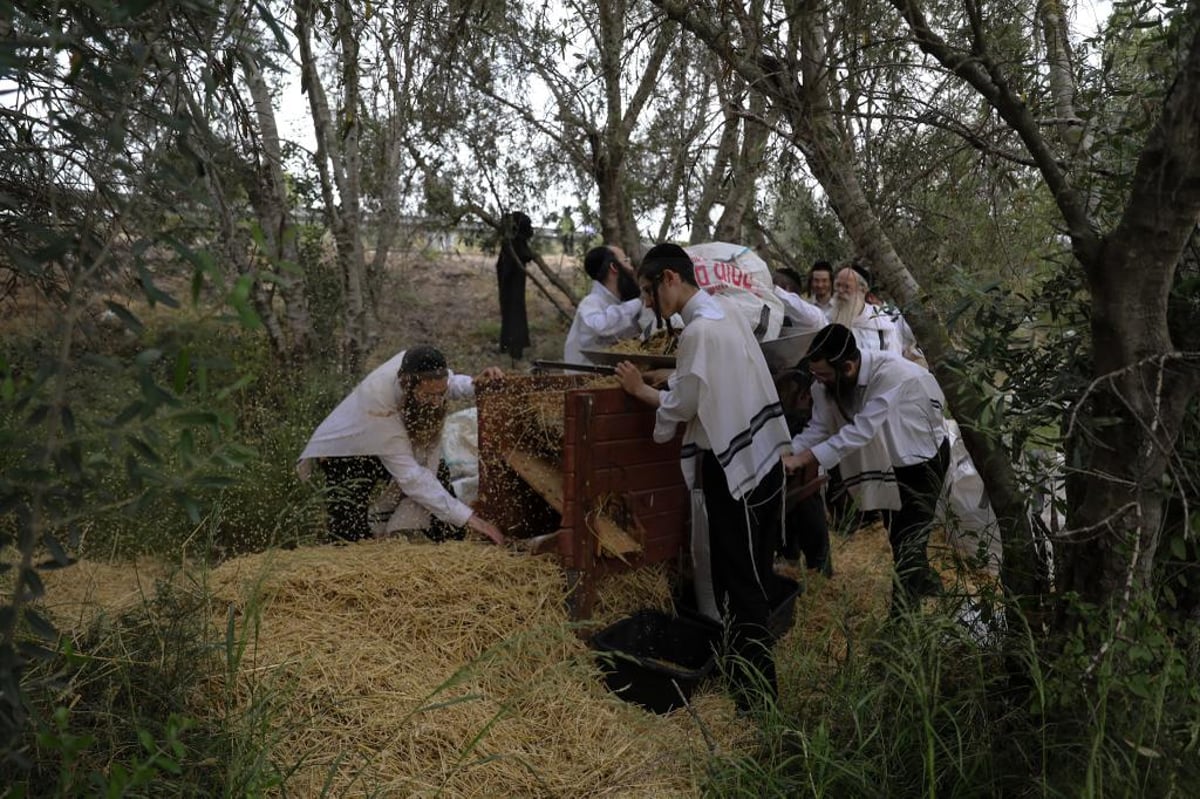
top-left (475, 366), bottom-right (505, 382)
top-left (615, 361), bottom-right (644, 394)
top-left (782, 448), bottom-right (816, 475)
top-left (467, 513), bottom-right (506, 546)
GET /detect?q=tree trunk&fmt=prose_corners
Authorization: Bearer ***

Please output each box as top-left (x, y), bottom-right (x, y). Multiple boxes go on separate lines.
top-left (296, 0), bottom-right (373, 373)
top-left (240, 51), bottom-right (312, 363)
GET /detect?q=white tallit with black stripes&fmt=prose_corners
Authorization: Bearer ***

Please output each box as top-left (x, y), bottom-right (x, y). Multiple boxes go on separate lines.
top-left (652, 290), bottom-right (792, 498)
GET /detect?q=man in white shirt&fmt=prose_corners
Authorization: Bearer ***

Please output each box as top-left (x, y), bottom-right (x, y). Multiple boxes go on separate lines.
top-left (298, 346), bottom-right (506, 545)
top-left (616, 242), bottom-right (792, 713)
top-left (829, 263), bottom-right (903, 356)
top-left (783, 324), bottom-right (949, 613)
top-left (562, 244), bottom-right (644, 366)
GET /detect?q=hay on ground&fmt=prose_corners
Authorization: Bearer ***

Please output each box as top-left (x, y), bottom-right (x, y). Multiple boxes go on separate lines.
top-left (203, 540), bottom-right (753, 797)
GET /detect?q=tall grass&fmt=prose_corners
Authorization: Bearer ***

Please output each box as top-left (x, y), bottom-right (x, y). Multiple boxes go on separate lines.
top-left (704, 598), bottom-right (1200, 797)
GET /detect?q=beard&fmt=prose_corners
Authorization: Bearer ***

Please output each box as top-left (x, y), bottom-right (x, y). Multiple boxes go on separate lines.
top-left (401, 394), bottom-right (447, 452)
top-left (829, 293), bottom-right (865, 329)
top-left (616, 268), bottom-right (641, 302)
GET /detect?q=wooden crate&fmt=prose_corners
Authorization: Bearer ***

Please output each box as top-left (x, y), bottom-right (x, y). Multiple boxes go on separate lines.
top-left (475, 376), bottom-right (688, 619)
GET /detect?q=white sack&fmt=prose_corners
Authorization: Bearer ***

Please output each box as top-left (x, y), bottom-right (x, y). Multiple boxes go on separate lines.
top-left (684, 242), bottom-right (784, 342)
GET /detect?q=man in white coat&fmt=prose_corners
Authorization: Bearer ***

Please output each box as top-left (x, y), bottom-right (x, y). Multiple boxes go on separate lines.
top-left (783, 324), bottom-right (949, 613)
top-left (298, 346), bottom-right (506, 545)
top-left (562, 244), bottom-right (644, 367)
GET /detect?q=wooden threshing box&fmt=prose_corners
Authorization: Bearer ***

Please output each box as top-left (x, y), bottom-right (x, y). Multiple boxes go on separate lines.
top-left (474, 375), bottom-right (688, 620)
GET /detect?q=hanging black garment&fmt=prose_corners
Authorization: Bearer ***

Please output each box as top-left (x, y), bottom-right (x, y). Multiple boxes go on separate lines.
top-left (495, 212), bottom-right (535, 359)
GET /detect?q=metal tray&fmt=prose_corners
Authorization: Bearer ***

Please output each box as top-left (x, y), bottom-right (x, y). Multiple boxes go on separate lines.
top-left (759, 330), bottom-right (818, 373)
top-left (581, 349), bottom-right (677, 369)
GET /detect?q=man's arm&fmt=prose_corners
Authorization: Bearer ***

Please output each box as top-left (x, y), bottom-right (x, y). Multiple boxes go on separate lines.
top-left (579, 296), bottom-right (643, 337)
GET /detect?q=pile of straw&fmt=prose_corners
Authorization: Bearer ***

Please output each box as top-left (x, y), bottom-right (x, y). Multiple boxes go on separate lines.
top-left (204, 540), bottom-right (752, 796)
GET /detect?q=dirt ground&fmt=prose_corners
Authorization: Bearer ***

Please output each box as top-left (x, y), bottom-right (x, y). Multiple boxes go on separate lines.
top-left (371, 249), bottom-right (589, 377)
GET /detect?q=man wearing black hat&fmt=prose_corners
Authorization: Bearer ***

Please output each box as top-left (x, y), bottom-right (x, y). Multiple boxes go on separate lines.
top-left (298, 346), bottom-right (507, 546)
top-left (783, 324), bottom-right (949, 613)
top-left (562, 244), bottom-right (644, 367)
top-left (615, 242), bottom-right (792, 712)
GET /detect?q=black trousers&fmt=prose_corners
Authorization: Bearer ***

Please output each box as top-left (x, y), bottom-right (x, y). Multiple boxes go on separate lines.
top-left (319, 457), bottom-right (462, 544)
top-left (884, 438), bottom-right (951, 609)
top-left (702, 451), bottom-right (784, 710)
top-left (779, 490), bottom-right (831, 574)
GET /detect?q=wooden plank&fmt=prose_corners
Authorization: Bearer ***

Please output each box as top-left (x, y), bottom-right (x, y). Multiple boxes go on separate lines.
top-left (504, 449), bottom-right (565, 512)
top-left (584, 512), bottom-right (642, 559)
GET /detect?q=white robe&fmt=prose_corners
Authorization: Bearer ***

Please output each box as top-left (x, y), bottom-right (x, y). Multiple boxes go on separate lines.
top-left (654, 291), bottom-right (791, 499)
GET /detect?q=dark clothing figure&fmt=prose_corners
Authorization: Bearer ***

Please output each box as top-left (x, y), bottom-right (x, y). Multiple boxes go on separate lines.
top-left (496, 211), bottom-right (535, 360)
top-left (886, 438), bottom-right (950, 612)
top-left (773, 367), bottom-right (832, 573)
top-left (702, 451), bottom-right (783, 709)
top-left (319, 455), bottom-right (463, 543)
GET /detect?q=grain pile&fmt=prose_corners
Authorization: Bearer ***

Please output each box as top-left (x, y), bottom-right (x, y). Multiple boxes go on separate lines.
top-left (204, 540), bottom-right (753, 797)
top-left (607, 330), bottom-right (678, 356)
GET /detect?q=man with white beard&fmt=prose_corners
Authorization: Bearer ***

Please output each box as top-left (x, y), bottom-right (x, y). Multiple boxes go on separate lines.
top-left (827, 263), bottom-right (904, 356)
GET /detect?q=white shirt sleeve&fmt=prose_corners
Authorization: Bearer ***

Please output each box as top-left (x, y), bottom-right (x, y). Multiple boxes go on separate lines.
top-left (809, 382), bottom-right (908, 470)
top-left (774, 286), bottom-right (827, 332)
top-left (446, 372), bottom-right (474, 401)
top-left (653, 372), bottom-right (702, 443)
top-left (378, 437), bottom-right (474, 528)
top-left (580, 296), bottom-right (643, 337)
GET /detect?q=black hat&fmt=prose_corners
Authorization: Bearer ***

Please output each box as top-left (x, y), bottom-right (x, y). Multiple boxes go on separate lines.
top-left (806, 324), bottom-right (859, 365)
top-left (775, 266), bottom-right (806, 289)
top-left (399, 345), bottom-right (448, 377)
top-left (642, 242), bottom-right (692, 270)
top-left (847, 260), bottom-right (872, 288)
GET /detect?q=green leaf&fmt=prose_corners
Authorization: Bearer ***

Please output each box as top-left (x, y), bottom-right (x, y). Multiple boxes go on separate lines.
top-left (126, 435), bottom-right (163, 465)
top-left (23, 606), bottom-right (57, 641)
top-left (42, 532), bottom-right (70, 566)
top-left (135, 348), bottom-right (164, 367)
top-left (138, 265), bottom-right (180, 309)
top-left (172, 348), bottom-right (191, 395)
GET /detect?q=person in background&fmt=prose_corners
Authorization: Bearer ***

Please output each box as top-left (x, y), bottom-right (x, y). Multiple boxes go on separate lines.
top-left (563, 244), bottom-right (644, 367)
top-left (615, 242), bottom-right (791, 713)
top-left (557, 207), bottom-right (576, 255)
top-left (783, 325), bottom-right (949, 614)
top-left (808, 260), bottom-right (835, 314)
top-left (772, 267), bottom-right (828, 332)
top-left (495, 211), bottom-right (536, 364)
top-left (298, 346), bottom-right (507, 546)
top-left (829, 262), bottom-right (903, 356)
